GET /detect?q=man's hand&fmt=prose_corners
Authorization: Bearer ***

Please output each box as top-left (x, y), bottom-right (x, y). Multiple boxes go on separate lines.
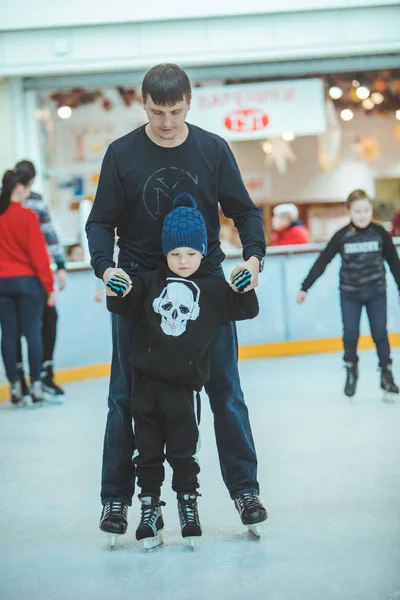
top-left (103, 267), bottom-right (132, 297)
top-left (47, 292), bottom-right (56, 307)
top-left (230, 257), bottom-right (259, 292)
top-left (296, 291), bottom-right (307, 304)
top-left (56, 269), bottom-right (67, 291)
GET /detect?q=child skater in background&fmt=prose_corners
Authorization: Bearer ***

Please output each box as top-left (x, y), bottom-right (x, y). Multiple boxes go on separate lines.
top-left (297, 189), bottom-right (400, 401)
top-left (106, 193), bottom-right (262, 550)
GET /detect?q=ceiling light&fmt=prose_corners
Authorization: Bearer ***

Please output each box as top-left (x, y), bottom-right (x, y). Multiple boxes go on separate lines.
top-left (329, 86), bottom-right (343, 100)
top-left (340, 109), bottom-right (354, 121)
top-left (57, 106), bottom-right (72, 119)
top-left (282, 132), bottom-right (295, 141)
top-left (362, 98), bottom-right (375, 111)
top-left (262, 141), bottom-right (272, 154)
top-left (356, 86), bottom-right (370, 100)
top-left (370, 92), bottom-right (384, 105)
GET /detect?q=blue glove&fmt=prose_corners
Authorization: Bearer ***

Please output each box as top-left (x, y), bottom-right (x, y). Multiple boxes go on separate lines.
top-left (106, 273), bottom-right (131, 297)
top-left (232, 269), bottom-right (252, 293)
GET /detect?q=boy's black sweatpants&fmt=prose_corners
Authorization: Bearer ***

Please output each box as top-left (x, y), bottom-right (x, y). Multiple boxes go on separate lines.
top-left (131, 371), bottom-right (200, 497)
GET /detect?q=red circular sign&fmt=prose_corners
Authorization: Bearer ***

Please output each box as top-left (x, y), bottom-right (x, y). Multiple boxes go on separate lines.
top-left (224, 109), bottom-right (269, 133)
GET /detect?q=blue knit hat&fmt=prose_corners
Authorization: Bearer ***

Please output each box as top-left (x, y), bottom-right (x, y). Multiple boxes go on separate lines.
top-left (162, 193), bottom-right (208, 256)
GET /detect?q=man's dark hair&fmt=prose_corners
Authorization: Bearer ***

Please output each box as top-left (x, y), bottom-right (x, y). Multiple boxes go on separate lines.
top-left (142, 64), bottom-right (192, 106)
top-left (15, 159), bottom-right (36, 180)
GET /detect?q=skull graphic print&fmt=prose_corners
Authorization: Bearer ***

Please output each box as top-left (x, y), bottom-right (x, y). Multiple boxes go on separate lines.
top-left (153, 279), bottom-right (201, 337)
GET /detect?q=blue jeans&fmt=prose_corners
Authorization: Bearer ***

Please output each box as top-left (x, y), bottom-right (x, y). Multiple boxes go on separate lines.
top-left (0, 276), bottom-right (46, 382)
top-left (101, 267), bottom-right (259, 505)
top-left (340, 290), bottom-right (391, 368)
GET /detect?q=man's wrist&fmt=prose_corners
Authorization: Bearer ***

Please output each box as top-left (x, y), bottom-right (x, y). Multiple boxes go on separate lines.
top-left (249, 255), bottom-right (264, 273)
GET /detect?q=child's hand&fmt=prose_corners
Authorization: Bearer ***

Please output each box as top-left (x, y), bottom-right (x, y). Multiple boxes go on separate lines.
top-left (296, 291), bottom-right (307, 304)
top-left (104, 268), bottom-right (132, 297)
top-left (231, 269), bottom-right (252, 293)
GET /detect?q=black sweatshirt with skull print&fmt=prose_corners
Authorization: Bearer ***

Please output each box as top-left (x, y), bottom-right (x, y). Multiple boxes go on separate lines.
top-left (107, 266), bottom-right (259, 390)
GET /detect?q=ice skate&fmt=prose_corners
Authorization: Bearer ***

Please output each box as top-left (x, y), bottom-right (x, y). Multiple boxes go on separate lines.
top-left (381, 365), bottom-right (399, 403)
top-left (344, 362), bottom-right (358, 397)
top-left (29, 380), bottom-right (44, 405)
top-left (234, 492), bottom-right (267, 538)
top-left (177, 492), bottom-right (202, 549)
top-left (16, 363), bottom-right (30, 399)
top-left (41, 361), bottom-right (65, 402)
top-left (136, 494), bottom-right (165, 551)
top-left (10, 380), bottom-right (24, 406)
top-left (100, 501), bottom-right (128, 549)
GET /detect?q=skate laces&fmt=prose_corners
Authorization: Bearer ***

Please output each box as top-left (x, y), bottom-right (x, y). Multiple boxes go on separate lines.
top-left (104, 501), bottom-right (128, 520)
top-left (139, 497), bottom-right (165, 526)
top-left (178, 493), bottom-right (200, 526)
top-left (236, 492), bottom-right (261, 511)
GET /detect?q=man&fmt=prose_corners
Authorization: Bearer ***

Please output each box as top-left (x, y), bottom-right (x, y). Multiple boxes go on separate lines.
top-left (15, 160), bottom-right (67, 397)
top-left (86, 64), bottom-right (267, 543)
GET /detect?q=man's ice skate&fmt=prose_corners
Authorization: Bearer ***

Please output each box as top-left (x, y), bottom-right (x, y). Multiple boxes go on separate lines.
top-left (41, 361), bottom-right (65, 402)
top-left (344, 362), bottom-right (358, 397)
top-left (136, 494), bottom-right (165, 551)
top-left (234, 491), bottom-right (268, 538)
top-left (381, 364), bottom-right (399, 403)
top-left (177, 492), bottom-right (202, 549)
top-left (100, 501), bottom-right (128, 549)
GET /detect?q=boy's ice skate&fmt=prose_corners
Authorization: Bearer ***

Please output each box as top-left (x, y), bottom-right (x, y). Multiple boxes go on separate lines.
top-left (381, 364), bottom-right (399, 403)
top-left (16, 363), bottom-right (30, 398)
top-left (344, 362), bottom-right (358, 397)
top-left (136, 494), bottom-right (165, 551)
top-left (100, 501), bottom-right (128, 549)
top-left (234, 491), bottom-right (268, 538)
top-left (177, 492), bottom-right (202, 548)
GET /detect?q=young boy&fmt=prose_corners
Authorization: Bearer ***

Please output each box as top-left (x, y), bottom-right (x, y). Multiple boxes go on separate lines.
top-left (107, 193), bottom-right (260, 550)
top-left (297, 189), bottom-right (400, 400)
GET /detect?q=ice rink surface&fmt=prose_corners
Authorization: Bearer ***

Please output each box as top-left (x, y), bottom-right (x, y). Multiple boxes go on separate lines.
top-left (1, 350), bottom-right (399, 600)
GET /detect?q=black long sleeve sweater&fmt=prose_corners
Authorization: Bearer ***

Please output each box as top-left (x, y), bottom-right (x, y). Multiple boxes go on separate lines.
top-left (107, 266), bottom-right (259, 390)
top-left (85, 124), bottom-right (266, 279)
top-left (301, 222), bottom-right (400, 294)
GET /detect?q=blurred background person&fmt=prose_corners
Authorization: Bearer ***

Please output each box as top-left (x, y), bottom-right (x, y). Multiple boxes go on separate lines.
top-left (66, 243), bottom-right (85, 262)
top-left (0, 167), bottom-right (55, 405)
top-left (15, 160), bottom-right (67, 398)
top-left (271, 203), bottom-right (310, 246)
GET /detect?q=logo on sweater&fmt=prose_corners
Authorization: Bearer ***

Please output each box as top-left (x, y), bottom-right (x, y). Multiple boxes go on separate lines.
top-left (153, 279), bottom-right (200, 337)
top-left (143, 167), bottom-right (199, 221)
top-left (344, 241), bottom-right (380, 254)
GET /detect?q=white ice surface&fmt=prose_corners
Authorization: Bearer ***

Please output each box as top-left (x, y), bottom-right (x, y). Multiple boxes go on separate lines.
top-left (0, 350), bottom-right (400, 600)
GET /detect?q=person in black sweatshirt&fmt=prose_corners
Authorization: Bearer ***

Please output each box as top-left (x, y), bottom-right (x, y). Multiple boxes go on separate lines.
top-left (106, 193), bottom-right (260, 549)
top-left (86, 64), bottom-right (267, 545)
top-left (297, 189), bottom-right (400, 399)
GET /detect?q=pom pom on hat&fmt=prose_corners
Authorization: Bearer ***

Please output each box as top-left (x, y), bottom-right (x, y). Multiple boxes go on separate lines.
top-left (172, 193), bottom-right (197, 210)
top-left (162, 193), bottom-right (208, 257)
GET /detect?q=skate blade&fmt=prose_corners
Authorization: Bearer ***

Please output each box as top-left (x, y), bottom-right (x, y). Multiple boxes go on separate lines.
top-left (184, 537), bottom-right (199, 549)
top-left (107, 533), bottom-right (119, 550)
top-left (143, 532), bottom-right (163, 552)
top-left (43, 390), bottom-right (65, 404)
top-left (247, 524), bottom-right (261, 539)
top-left (382, 391), bottom-right (398, 404)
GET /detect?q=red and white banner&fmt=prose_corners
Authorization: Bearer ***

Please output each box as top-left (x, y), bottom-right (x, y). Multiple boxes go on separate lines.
top-left (189, 78), bottom-right (326, 141)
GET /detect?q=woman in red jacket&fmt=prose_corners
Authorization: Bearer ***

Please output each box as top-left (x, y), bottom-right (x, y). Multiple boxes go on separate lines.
top-left (0, 167), bottom-right (55, 405)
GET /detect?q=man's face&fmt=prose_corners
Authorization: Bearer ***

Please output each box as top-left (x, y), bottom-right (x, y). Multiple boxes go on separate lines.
top-left (143, 95), bottom-right (191, 141)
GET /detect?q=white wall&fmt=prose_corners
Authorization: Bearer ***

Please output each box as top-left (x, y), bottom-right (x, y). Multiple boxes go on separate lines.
top-left (1, 0), bottom-right (398, 30)
top-left (0, 79), bottom-right (15, 174)
top-left (233, 111), bottom-right (400, 204)
top-left (1, 5), bottom-right (400, 78)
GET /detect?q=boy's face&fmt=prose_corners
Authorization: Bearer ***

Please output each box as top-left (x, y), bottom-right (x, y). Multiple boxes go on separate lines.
top-left (349, 199), bottom-right (373, 229)
top-left (167, 247), bottom-right (203, 278)
top-left (143, 95), bottom-right (191, 143)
